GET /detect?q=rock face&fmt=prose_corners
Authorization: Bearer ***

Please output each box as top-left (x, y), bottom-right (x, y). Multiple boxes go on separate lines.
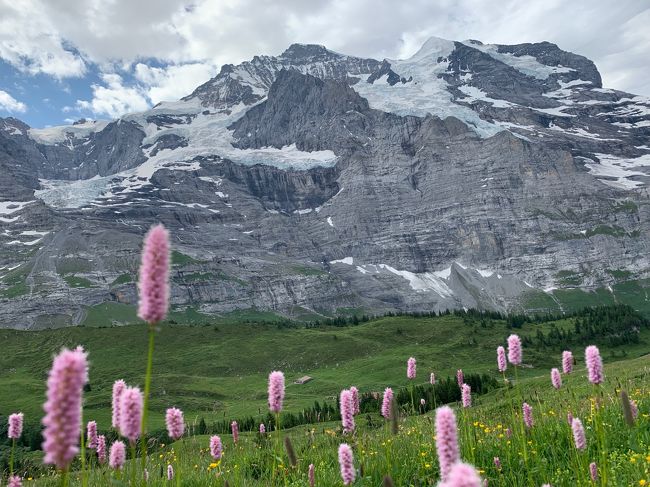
top-left (1, 37), bottom-right (649, 329)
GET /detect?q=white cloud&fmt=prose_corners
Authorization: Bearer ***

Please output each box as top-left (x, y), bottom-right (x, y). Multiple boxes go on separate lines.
top-left (133, 62), bottom-right (217, 104)
top-left (0, 90), bottom-right (27, 112)
top-left (76, 74), bottom-right (149, 118)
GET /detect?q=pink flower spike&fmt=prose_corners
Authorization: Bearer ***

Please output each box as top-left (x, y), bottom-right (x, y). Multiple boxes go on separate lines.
top-left (137, 224), bottom-right (170, 324)
top-left (8, 413), bottom-right (23, 439)
top-left (562, 350), bottom-right (573, 374)
top-left (507, 334), bottom-right (522, 365)
top-left (109, 440), bottom-right (126, 470)
top-left (456, 369), bottom-right (464, 387)
top-left (42, 347), bottom-right (88, 470)
top-left (8, 475), bottom-right (22, 487)
top-left (308, 463), bottom-right (315, 487)
top-left (268, 371), bottom-right (285, 413)
top-left (231, 420), bottom-right (239, 443)
top-left (111, 379), bottom-right (126, 430)
top-left (571, 418), bottom-right (587, 450)
top-left (497, 346), bottom-right (507, 372)
top-left (165, 407), bottom-right (184, 440)
top-left (522, 402), bottom-right (533, 429)
top-left (461, 384), bottom-right (472, 408)
top-left (585, 345), bottom-right (604, 385)
top-left (97, 435), bottom-right (107, 464)
top-left (210, 435), bottom-right (222, 460)
top-left (430, 372), bottom-right (436, 385)
top-left (590, 462), bottom-right (598, 483)
top-left (259, 423), bottom-right (265, 434)
top-left (338, 443), bottom-right (355, 485)
top-left (407, 357), bottom-right (417, 380)
top-left (420, 398), bottom-right (426, 406)
top-left (630, 400), bottom-right (638, 420)
top-left (441, 462), bottom-right (482, 487)
top-left (167, 464), bottom-right (174, 480)
top-left (381, 388), bottom-right (393, 419)
top-left (119, 386), bottom-right (143, 443)
top-left (493, 457), bottom-right (501, 470)
top-left (567, 411), bottom-right (573, 426)
top-left (551, 368), bottom-right (562, 390)
top-left (435, 406), bottom-right (459, 480)
top-left (349, 386), bottom-right (360, 415)
top-left (86, 420), bottom-right (98, 449)
top-left (340, 389), bottom-right (355, 433)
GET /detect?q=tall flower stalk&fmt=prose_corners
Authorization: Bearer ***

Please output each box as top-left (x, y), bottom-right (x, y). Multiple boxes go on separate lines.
top-left (586, 345), bottom-right (607, 486)
top-left (137, 224), bottom-right (170, 479)
top-left (8, 412), bottom-right (23, 476)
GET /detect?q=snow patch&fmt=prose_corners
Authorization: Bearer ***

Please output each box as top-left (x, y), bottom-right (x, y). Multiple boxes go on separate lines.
top-left (330, 257), bottom-right (353, 265)
top-left (584, 153), bottom-right (650, 190)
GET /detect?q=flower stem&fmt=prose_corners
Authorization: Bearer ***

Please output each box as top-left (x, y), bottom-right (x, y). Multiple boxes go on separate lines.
top-left (140, 327), bottom-right (156, 480)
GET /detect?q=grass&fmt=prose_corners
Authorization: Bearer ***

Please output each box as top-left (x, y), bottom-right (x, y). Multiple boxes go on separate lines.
top-left (63, 275), bottom-right (95, 288)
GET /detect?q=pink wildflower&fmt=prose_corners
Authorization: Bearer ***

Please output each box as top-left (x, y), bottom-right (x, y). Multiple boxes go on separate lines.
top-left (86, 420), bottom-right (98, 449)
top-left (165, 407), bottom-right (184, 440)
top-left (493, 457), bottom-right (501, 470)
top-left (507, 334), bottom-right (522, 365)
top-left (590, 462), bottom-right (598, 483)
top-left (522, 402), bottom-right (533, 429)
top-left (430, 372), bottom-right (436, 385)
top-left (137, 224), bottom-right (170, 324)
top-left (42, 347), bottom-right (88, 469)
top-left (8, 476), bottom-right (22, 487)
top-left (381, 388), bottom-right (393, 419)
top-left (349, 386), bottom-right (360, 415)
top-left (407, 357), bottom-right (416, 380)
top-left (551, 368), bottom-right (562, 390)
top-left (210, 435), bottom-right (222, 460)
top-left (167, 464), bottom-right (174, 480)
top-left (231, 421), bottom-right (239, 443)
top-left (456, 369), bottom-right (464, 387)
top-left (259, 423), bottom-right (265, 434)
top-left (308, 463), bottom-right (315, 487)
top-left (435, 406), bottom-right (459, 480)
top-left (119, 386), bottom-right (143, 443)
top-left (572, 418), bottom-right (586, 450)
top-left (585, 345), bottom-right (603, 385)
top-left (109, 441), bottom-right (126, 470)
top-left (441, 462), bottom-right (482, 487)
top-left (562, 350), bottom-right (573, 374)
top-left (340, 389), bottom-right (355, 433)
top-left (97, 435), bottom-right (107, 464)
top-left (8, 413), bottom-right (23, 439)
top-left (338, 443), bottom-right (355, 485)
top-left (497, 346), bottom-right (507, 372)
top-left (111, 379), bottom-right (126, 430)
top-left (461, 384), bottom-right (472, 408)
top-left (268, 371), bottom-right (285, 413)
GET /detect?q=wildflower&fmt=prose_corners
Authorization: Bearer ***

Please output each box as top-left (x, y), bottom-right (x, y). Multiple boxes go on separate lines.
top-left (456, 369), bottom-right (464, 387)
top-left (435, 406), bottom-right (459, 480)
top-left (621, 390), bottom-right (636, 426)
top-left (8, 413), bottom-right (23, 439)
top-left (210, 435), bottom-right (222, 460)
top-left (430, 373), bottom-right (436, 385)
top-left (97, 435), bottom-right (107, 464)
top-left (340, 389), bottom-right (355, 433)
top-left (8, 476), bottom-right (22, 487)
top-left (567, 411), bottom-right (573, 426)
top-left (144, 469), bottom-right (149, 481)
top-left (522, 403), bottom-right (533, 429)
top-left (42, 347), bottom-right (88, 470)
top-left (493, 457), bottom-right (501, 470)
top-left (86, 420), bottom-right (98, 449)
top-left (109, 441), bottom-right (126, 470)
top-left (111, 379), bottom-right (126, 430)
top-left (137, 224), bottom-right (170, 324)
top-left (338, 443), bottom-right (355, 485)
top-left (349, 386), bottom-right (360, 415)
top-left (268, 371), bottom-right (285, 413)
top-left (497, 346), bottom-right (507, 372)
top-left (562, 350), bottom-right (573, 374)
top-left (585, 345), bottom-right (603, 385)
top-left (507, 334), bottom-right (522, 365)
top-left (440, 462), bottom-right (481, 487)
top-left (590, 462), bottom-right (598, 483)
top-left (551, 368), bottom-right (562, 390)
top-left (165, 407), bottom-right (184, 440)
top-left (231, 421), bottom-right (239, 443)
top-left (407, 357), bottom-right (417, 380)
top-left (421, 398), bottom-right (426, 406)
top-left (284, 437), bottom-right (297, 467)
top-left (462, 384), bottom-right (472, 408)
top-left (167, 464), bottom-right (174, 480)
top-left (572, 418), bottom-right (587, 450)
top-left (259, 423), bottom-right (266, 434)
top-left (120, 387), bottom-right (143, 443)
top-left (308, 463), bottom-right (315, 487)
top-left (381, 388), bottom-right (393, 419)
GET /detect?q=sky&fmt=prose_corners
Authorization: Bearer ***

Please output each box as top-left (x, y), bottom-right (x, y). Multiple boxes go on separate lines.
top-left (0, 0), bottom-right (648, 128)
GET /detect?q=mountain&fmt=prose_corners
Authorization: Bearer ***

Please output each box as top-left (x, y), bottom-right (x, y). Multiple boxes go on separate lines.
top-left (1, 37), bottom-right (649, 329)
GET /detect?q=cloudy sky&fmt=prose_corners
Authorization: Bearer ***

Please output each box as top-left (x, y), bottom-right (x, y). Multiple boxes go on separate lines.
top-left (0, 0), bottom-right (648, 127)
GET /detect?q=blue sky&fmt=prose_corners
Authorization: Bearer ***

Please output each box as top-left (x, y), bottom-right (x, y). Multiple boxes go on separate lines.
top-left (0, 0), bottom-right (648, 128)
